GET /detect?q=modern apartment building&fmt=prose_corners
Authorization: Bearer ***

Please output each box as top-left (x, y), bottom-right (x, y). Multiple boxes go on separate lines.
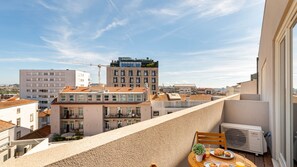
top-left (51, 86), bottom-right (151, 136)
top-left (20, 69), bottom-right (90, 110)
top-left (106, 57), bottom-right (159, 94)
top-left (0, 98), bottom-right (38, 139)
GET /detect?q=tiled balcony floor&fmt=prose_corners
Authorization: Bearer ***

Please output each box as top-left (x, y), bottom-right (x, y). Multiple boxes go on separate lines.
top-left (230, 149), bottom-right (272, 167)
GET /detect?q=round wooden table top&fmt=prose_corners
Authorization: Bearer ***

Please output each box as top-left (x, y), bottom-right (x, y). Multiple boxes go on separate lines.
top-left (188, 151), bottom-right (256, 167)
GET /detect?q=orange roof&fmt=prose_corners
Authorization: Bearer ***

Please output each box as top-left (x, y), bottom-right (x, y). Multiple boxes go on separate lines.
top-left (150, 93), bottom-right (212, 101)
top-left (61, 86), bottom-right (147, 93)
top-left (0, 99), bottom-right (37, 109)
top-left (0, 120), bottom-right (15, 132)
top-left (18, 125), bottom-right (51, 140)
top-left (38, 109), bottom-right (51, 118)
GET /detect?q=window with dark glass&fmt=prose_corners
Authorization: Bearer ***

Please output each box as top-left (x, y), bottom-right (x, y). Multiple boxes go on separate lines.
top-left (152, 78), bottom-right (156, 83)
top-left (114, 70), bottom-right (118, 76)
top-left (136, 77), bottom-right (140, 83)
top-left (121, 70), bottom-right (125, 76)
top-left (121, 77), bottom-right (125, 83)
top-left (152, 70), bottom-right (156, 76)
top-left (153, 111), bottom-right (159, 116)
top-left (113, 77), bottom-right (118, 83)
top-left (137, 70), bottom-right (141, 76)
top-left (144, 70), bottom-right (148, 76)
top-left (128, 70), bottom-right (133, 76)
top-left (144, 78), bottom-right (148, 83)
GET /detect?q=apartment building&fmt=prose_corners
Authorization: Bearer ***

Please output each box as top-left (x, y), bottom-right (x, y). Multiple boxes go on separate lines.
top-left (257, 1), bottom-right (297, 166)
top-left (151, 93), bottom-right (211, 117)
top-left (51, 86), bottom-right (151, 136)
top-left (173, 84), bottom-right (196, 95)
top-left (0, 120), bottom-right (15, 163)
top-left (20, 69), bottom-right (90, 110)
top-left (0, 98), bottom-right (38, 139)
top-left (106, 57), bottom-right (159, 94)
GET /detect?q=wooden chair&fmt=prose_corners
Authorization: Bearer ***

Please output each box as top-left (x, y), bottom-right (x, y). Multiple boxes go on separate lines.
top-left (196, 131), bottom-right (227, 149)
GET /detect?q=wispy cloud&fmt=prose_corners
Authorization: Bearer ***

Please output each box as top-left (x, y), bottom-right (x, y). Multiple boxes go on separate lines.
top-left (37, 0), bottom-right (93, 14)
top-left (147, 8), bottom-right (180, 16)
top-left (146, 0), bottom-right (246, 20)
top-left (0, 57), bottom-right (43, 62)
top-left (93, 19), bottom-right (128, 39)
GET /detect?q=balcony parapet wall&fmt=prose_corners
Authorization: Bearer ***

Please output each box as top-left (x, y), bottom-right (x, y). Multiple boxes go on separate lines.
top-left (4, 94), bottom-right (240, 167)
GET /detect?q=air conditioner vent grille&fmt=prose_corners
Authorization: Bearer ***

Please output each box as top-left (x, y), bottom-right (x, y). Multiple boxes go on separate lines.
top-left (225, 128), bottom-right (247, 148)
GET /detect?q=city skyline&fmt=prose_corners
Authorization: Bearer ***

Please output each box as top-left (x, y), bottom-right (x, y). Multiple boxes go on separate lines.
top-left (0, 0), bottom-right (264, 87)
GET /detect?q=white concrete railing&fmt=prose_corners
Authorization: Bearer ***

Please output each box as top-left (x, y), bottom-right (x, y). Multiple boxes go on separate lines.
top-left (4, 94), bottom-right (240, 167)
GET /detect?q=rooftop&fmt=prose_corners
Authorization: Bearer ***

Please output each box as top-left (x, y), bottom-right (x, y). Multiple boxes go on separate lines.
top-left (0, 99), bottom-right (37, 110)
top-left (61, 86), bottom-right (148, 93)
top-left (18, 125), bottom-right (51, 140)
top-left (110, 57), bottom-right (158, 68)
top-left (173, 84), bottom-right (196, 87)
top-left (150, 93), bottom-right (212, 101)
top-left (0, 120), bottom-right (15, 132)
top-left (38, 109), bottom-right (51, 118)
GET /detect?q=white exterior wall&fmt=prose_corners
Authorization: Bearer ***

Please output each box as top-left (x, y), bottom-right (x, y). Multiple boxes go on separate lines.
top-left (19, 70), bottom-right (90, 109)
top-left (151, 100), bottom-right (209, 118)
top-left (75, 71), bottom-right (90, 87)
top-left (0, 103), bottom-right (38, 139)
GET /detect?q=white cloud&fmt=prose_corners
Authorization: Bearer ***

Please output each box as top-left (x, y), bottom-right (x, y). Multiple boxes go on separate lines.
top-left (147, 8), bottom-right (180, 16)
top-left (37, 0), bottom-right (93, 14)
top-left (0, 57), bottom-right (43, 62)
top-left (93, 19), bottom-right (128, 39)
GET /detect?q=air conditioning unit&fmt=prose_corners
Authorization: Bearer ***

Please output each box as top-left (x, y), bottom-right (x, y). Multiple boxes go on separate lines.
top-left (221, 123), bottom-right (267, 155)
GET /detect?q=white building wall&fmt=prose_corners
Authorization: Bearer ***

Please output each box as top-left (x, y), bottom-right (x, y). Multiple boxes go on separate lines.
top-left (0, 103), bottom-right (38, 139)
top-left (19, 70), bottom-right (90, 109)
top-left (75, 71), bottom-right (90, 87)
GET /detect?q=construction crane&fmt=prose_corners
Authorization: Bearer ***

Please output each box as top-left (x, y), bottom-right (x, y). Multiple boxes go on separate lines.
top-left (89, 64), bottom-right (108, 85)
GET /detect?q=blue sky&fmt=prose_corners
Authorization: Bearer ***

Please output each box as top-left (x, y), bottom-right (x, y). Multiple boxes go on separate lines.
top-left (0, 0), bottom-right (264, 88)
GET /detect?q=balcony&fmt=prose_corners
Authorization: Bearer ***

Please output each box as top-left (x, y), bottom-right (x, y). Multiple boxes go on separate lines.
top-left (5, 94), bottom-right (271, 167)
top-left (104, 113), bottom-right (141, 119)
top-left (61, 114), bottom-right (84, 119)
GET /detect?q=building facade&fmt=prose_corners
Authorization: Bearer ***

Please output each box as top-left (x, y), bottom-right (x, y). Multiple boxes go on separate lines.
top-left (151, 93), bottom-right (211, 117)
top-left (106, 57), bottom-right (159, 94)
top-left (0, 99), bottom-right (38, 139)
top-left (258, 1), bottom-right (297, 166)
top-left (0, 120), bottom-right (15, 163)
top-left (173, 84), bottom-right (196, 95)
top-left (20, 69), bottom-right (90, 110)
top-left (51, 86), bottom-right (151, 136)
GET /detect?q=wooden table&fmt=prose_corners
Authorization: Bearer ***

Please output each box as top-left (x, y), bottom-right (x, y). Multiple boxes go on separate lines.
top-left (188, 151), bottom-right (256, 167)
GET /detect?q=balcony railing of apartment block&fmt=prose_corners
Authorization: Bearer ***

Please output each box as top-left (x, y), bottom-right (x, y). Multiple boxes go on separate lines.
top-left (104, 113), bottom-right (141, 119)
top-left (5, 94), bottom-right (270, 167)
top-left (61, 114), bottom-right (84, 119)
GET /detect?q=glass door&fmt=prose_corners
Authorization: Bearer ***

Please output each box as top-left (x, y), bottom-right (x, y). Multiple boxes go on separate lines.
top-left (279, 36), bottom-right (287, 165)
top-left (292, 26), bottom-right (297, 167)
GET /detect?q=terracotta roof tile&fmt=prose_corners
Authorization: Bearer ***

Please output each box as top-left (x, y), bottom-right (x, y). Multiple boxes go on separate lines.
top-left (18, 125), bottom-right (51, 140)
top-left (38, 109), bottom-right (51, 118)
top-left (61, 86), bottom-right (147, 93)
top-left (150, 93), bottom-right (212, 101)
top-left (0, 99), bottom-right (38, 110)
top-left (0, 120), bottom-right (15, 132)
